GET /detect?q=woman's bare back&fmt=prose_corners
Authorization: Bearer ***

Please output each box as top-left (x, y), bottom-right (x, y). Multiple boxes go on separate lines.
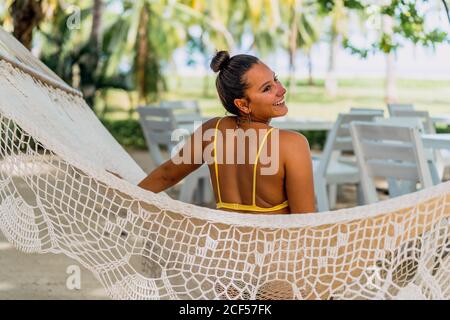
top-left (203, 117), bottom-right (291, 214)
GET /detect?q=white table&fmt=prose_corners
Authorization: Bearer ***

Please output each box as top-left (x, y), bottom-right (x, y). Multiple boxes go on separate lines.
top-left (271, 117), bottom-right (334, 131)
top-left (422, 133), bottom-right (450, 149)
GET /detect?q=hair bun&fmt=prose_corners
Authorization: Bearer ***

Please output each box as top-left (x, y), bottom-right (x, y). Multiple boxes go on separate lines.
top-left (210, 50), bottom-right (230, 73)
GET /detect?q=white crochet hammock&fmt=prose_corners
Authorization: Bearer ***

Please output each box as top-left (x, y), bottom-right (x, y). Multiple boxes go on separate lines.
top-left (0, 28), bottom-right (448, 300)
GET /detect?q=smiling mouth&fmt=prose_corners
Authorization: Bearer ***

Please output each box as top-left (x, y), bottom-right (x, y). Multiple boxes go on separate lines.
top-left (273, 97), bottom-right (285, 106)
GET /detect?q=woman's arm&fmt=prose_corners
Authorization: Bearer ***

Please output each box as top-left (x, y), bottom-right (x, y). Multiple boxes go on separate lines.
top-left (138, 158), bottom-right (202, 192)
top-left (283, 132), bottom-right (316, 213)
top-left (138, 118), bottom-right (219, 193)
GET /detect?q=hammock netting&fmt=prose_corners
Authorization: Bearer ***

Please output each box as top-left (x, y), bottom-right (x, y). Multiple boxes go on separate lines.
top-left (0, 28), bottom-right (448, 300)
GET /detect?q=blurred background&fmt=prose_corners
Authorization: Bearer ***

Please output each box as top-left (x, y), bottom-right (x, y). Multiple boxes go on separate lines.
top-left (0, 0), bottom-right (449, 150)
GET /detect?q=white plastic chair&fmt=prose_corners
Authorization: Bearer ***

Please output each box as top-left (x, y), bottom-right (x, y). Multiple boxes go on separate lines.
top-left (350, 121), bottom-right (433, 204)
top-left (389, 109), bottom-right (450, 181)
top-left (387, 103), bottom-right (414, 116)
top-left (313, 111), bottom-right (385, 212)
top-left (136, 106), bottom-right (212, 204)
top-left (375, 116), bottom-right (443, 184)
top-left (159, 100), bottom-right (203, 125)
top-left (390, 109), bottom-right (435, 133)
top-left (350, 108), bottom-right (385, 116)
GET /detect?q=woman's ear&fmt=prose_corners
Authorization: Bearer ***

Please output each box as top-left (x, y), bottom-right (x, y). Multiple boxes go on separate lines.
top-left (234, 98), bottom-right (250, 115)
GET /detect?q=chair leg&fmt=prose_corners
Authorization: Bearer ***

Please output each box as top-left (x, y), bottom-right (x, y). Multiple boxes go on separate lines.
top-left (328, 184), bottom-right (337, 209)
top-left (180, 173), bottom-right (213, 204)
top-left (387, 178), bottom-right (401, 198)
top-left (202, 178), bottom-right (214, 204)
top-left (179, 175), bottom-right (196, 203)
top-left (195, 178), bottom-right (212, 204)
top-left (194, 179), bottom-right (204, 204)
top-left (314, 177), bottom-right (329, 212)
top-left (356, 183), bottom-right (365, 205)
top-left (427, 160), bottom-right (441, 185)
top-left (388, 179), bottom-right (416, 197)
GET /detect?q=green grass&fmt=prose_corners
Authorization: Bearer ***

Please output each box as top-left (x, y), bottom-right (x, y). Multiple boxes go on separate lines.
top-left (96, 76), bottom-right (450, 122)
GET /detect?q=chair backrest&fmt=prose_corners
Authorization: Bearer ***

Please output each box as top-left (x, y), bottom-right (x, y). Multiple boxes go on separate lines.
top-left (374, 116), bottom-right (433, 160)
top-left (350, 121), bottom-right (433, 204)
top-left (382, 113), bottom-right (446, 183)
top-left (316, 112), bottom-right (385, 178)
top-left (374, 116), bottom-right (425, 133)
top-left (389, 109), bottom-right (435, 134)
top-left (387, 103), bottom-right (414, 116)
top-left (159, 100), bottom-right (202, 124)
top-left (136, 106), bottom-right (178, 166)
top-left (350, 108), bottom-right (385, 116)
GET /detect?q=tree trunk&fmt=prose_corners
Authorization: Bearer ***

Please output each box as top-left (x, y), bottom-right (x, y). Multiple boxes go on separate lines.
top-left (307, 49), bottom-right (314, 86)
top-left (203, 73), bottom-right (209, 97)
top-left (90, 0), bottom-right (102, 52)
top-left (287, 2), bottom-right (298, 99)
top-left (382, 15), bottom-right (396, 103)
top-left (385, 51), bottom-right (396, 103)
top-left (200, 25), bottom-right (210, 97)
top-left (137, 4), bottom-right (150, 104)
top-left (10, 0), bottom-right (44, 50)
top-left (81, 0), bottom-right (103, 109)
top-left (325, 30), bottom-right (339, 97)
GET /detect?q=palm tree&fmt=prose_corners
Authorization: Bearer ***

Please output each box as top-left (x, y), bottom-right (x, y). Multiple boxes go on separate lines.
top-left (381, 14), bottom-right (396, 103)
top-left (100, 0), bottom-right (167, 105)
top-left (9, 0), bottom-right (44, 49)
top-left (177, 0), bottom-right (237, 97)
top-left (324, 0), bottom-right (347, 98)
top-left (102, 0), bottom-right (236, 105)
top-left (241, 0), bottom-right (282, 55)
top-left (78, 0), bottom-right (103, 107)
top-left (281, 0), bottom-right (320, 97)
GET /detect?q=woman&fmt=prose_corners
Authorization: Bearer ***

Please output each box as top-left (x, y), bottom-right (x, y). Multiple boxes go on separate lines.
top-left (138, 51), bottom-right (316, 214)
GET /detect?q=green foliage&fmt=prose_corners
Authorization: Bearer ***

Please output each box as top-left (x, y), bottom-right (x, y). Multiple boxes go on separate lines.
top-left (317, 0), bottom-right (365, 13)
top-left (437, 125), bottom-right (450, 134)
top-left (343, 0), bottom-right (448, 59)
top-left (378, 32), bottom-right (399, 53)
top-left (300, 130), bottom-right (328, 150)
top-left (317, 0), bottom-right (336, 13)
top-left (343, 38), bottom-right (369, 58)
top-left (343, 0), bottom-right (365, 10)
top-left (100, 118), bottom-right (147, 149)
top-left (382, 0), bottom-right (447, 51)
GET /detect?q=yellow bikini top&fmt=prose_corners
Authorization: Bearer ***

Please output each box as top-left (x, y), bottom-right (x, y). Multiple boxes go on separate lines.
top-left (213, 118), bottom-right (289, 212)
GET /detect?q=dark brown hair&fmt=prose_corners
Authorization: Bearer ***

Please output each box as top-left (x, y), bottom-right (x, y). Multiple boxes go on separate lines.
top-left (210, 51), bottom-right (260, 116)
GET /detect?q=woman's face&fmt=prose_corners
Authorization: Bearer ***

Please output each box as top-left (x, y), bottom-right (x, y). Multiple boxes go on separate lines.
top-left (239, 62), bottom-right (288, 121)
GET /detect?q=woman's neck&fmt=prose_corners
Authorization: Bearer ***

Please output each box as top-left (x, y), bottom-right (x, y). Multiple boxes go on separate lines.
top-left (235, 115), bottom-right (271, 128)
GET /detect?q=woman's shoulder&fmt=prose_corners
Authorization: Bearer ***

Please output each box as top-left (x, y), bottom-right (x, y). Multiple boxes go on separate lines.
top-left (278, 129), bottom-right (309, 146)
top-left (277, 130), bottom-right (311, 164)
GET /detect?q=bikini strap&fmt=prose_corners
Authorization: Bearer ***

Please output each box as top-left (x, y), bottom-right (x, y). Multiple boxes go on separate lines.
top-left (213, 118), bottom-right (223, 203)
top-left (252, 128), bottom-right (275, 205)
